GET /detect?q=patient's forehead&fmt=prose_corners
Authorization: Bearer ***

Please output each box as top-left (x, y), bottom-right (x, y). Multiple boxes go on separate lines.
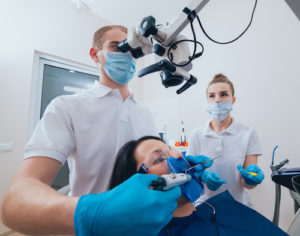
top-left (134, 139), bottom-right (166, 163)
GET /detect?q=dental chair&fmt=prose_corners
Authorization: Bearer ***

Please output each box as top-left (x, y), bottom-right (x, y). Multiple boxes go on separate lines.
top-left (270, 151), bottom-right (300, 236)
top-left (287, 176), bottom-right (300, 235)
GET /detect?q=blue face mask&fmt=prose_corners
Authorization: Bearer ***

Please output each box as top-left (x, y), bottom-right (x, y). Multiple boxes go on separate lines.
top-left (103, 52), bottom-right (136, 85)
top-left (206, 102), bottom-right (232, 122)
top-left (167, 157), bottom-right (204, 203)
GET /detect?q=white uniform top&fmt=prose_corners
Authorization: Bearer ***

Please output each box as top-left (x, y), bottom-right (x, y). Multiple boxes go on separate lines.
top-left (187, 119), bottom-right (262, 207)
top-left (24, 81), bottom-right (156, 196)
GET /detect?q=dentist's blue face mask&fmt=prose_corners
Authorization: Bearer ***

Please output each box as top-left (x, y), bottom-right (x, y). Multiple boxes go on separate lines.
top-left (206, 101), bottom-right (232, 122)
top-left (102, 51), bottom-right (136, 85)
top-left (167, 157), bottom-right (204, 203)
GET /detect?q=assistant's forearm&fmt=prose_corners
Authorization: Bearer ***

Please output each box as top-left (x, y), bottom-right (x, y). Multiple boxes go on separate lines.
top-left (241, 155), bottom-right (259, 189)
top-left (1, 178), bottom-right (79, 235)
top-left (241, 178), bottom-right (256, 189)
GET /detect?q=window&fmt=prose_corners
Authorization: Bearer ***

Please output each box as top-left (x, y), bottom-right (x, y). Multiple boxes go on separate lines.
top-left (40, 64), bottom-right (98, 117)
top-left (29, 52), bottom-right (99, 190)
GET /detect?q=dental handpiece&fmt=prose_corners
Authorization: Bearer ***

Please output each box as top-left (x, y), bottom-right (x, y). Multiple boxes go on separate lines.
top-left (150, 173), bottom-right (191, 191)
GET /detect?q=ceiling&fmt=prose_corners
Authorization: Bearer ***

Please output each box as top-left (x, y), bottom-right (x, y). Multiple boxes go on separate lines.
top-left (78, 0), bottom-right (199, 28)
top-left (76, 0), bottom-right (300, 28)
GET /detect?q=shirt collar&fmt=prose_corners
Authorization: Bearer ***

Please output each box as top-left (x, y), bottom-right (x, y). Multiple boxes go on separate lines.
top-left (223, 118), bottom-right (238, 135)
top-left (88, 81), bottom-right (137, 102)
top-left (203, 118), bottom-right (238, 136)
top-left (203, 121), bottom-right (215, 136)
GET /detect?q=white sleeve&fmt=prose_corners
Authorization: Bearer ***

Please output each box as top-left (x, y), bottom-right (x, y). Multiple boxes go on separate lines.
top-left (246, 129), bottom-right (263, 156)
top-left (146, 108), bottom-right (158, 137)
top-left (24, 97), bottom-right (75, 163)
top-left (187, 129), bottom-right (201, 156)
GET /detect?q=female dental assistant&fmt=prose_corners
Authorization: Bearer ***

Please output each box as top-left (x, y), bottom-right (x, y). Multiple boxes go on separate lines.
top-left (187, 73), bottom-right (264, 207)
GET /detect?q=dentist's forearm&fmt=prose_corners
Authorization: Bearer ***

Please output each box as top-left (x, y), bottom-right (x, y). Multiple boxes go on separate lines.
top-left (1, 177), bottom-right (78, 235)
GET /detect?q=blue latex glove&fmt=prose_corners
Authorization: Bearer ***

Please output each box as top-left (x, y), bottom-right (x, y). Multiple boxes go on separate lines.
top-left (201, 171), bottom-right (227, 191)
top-left (237, 164), bottom-right (264, 185)
top-left (184, 155), bottom-right (213, 178)
top-left (74, 174), bottom-right (181, 236)
top-left (167, 157), bottom-right (204, 203)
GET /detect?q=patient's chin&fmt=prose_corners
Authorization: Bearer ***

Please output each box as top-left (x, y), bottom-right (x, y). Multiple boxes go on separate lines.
top-left (173, 196), bottom-right (195, 217)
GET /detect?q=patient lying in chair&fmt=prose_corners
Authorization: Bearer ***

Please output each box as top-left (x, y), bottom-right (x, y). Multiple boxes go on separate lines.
top-left (109, 136), bottom-right (287, 236)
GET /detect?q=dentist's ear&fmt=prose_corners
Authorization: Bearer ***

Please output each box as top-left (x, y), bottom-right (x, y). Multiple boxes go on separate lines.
top-left (90, 48), bottom-right (100, 63)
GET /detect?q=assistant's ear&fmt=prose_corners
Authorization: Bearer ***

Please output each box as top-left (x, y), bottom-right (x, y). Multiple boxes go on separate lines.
top-left (90, 48), bottom-right (100, 63)
top-left (232, 96), bottom-right (236, 105)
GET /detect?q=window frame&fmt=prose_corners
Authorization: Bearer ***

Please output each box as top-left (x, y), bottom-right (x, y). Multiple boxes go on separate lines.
top-left (28, 51), bottom-right (99, 138)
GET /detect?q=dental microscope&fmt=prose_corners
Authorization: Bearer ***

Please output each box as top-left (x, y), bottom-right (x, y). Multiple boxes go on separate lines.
top-left (117, 0), bottom-right (257, 94)
top-left (117, 0), bottom-right (210, 94)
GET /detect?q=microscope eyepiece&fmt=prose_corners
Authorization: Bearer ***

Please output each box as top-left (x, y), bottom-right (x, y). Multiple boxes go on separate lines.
top-left (130, 48), bottom-right (144, 58)
top-left (117, 39), bottom-right (132, 53)
top-left (117, 40), bottom-right (144, 58)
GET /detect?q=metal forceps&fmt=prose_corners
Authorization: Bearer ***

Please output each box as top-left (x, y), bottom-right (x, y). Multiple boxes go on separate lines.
top-left (184, 156), bottom-right (222, 174)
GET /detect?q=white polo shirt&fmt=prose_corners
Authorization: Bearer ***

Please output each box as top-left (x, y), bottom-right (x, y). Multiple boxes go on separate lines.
top-left (187, 119), bottom-right (262, 207)
top-left (24, 81), bottom-right (156, 196)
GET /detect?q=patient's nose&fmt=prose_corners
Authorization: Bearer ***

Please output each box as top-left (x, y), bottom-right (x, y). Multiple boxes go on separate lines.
top-left (169, 148), bottom-right (183, 158)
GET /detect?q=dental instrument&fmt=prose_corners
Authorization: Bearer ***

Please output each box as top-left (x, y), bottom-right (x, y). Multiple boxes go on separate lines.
top-left (184, 156), bottom-right (222, 174)
top-left (150, 173), bottom-right (192, 191)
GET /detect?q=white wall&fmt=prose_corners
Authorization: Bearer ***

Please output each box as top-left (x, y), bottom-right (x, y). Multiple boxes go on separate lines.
top-left (142, 0), bottom-right (300, 231)
top-left (0, 0), bottom-right (141, 233)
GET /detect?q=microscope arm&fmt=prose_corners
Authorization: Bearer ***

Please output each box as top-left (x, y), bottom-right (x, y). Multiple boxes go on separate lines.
top-left (150, 0), bottom-right (210, 46)
top-left (118, 0), bottom-right (210, 56)
top-left (137, 59), bottom-right (197, 94)
top-left (137, 59), bottom-right (176, 77)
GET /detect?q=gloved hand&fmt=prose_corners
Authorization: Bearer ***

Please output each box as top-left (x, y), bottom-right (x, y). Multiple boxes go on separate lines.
top-left (74, 174), bottom-right (181, 236)
top-left (184, 155), bottom-right (213, 178)
top-left (201, 171), bottom-right (226, 191)
top-left (237, 164), bottom-right (264, 186)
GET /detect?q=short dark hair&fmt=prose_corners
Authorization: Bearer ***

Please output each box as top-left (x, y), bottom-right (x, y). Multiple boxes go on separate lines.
top-left (109, 136), bottom-right (163, 189)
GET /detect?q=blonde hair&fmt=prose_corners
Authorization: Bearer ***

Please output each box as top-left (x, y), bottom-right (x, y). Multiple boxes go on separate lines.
top-left (92, 25), bottom-right (127, 49)
top-left (206, 73), bottom-right (235, 96)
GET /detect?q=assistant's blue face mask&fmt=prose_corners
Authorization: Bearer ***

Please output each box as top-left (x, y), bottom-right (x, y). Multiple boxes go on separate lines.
top-left (103, 52), bottom-right (136, 85)
top-left (206, 101), bottom-right (232, 122)
top-left (167, 157), bottom-right (204, 203)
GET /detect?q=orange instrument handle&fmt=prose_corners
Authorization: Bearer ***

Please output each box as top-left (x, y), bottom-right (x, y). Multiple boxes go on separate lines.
top-left (174, 141), bottom-right (189, 147)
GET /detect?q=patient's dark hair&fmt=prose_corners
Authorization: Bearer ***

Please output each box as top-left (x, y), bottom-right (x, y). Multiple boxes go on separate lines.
top-left (109, 135), bottom-right (163, 190)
